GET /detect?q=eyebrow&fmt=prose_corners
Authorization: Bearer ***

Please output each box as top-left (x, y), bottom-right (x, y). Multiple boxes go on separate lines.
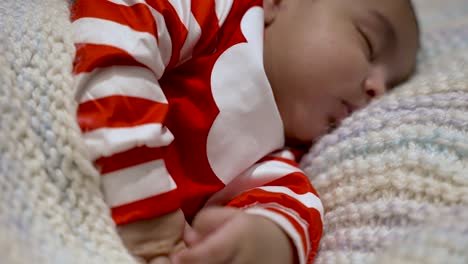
top-left (371, 10), bottom-right (397, 46)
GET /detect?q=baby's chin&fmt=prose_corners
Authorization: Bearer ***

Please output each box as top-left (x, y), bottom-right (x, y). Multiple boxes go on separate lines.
top-left (284, 121), bottom-right (336, 149)
top-left (284, 136), bottom-right (310, 149)
top-left (284, 131), bottom-right (320, 149)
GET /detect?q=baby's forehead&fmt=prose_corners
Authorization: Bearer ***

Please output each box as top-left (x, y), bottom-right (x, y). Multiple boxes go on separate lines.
top-left (380, 0), bottom-right (417, 23)
top-left (360, 0), bottom-right (419, 38)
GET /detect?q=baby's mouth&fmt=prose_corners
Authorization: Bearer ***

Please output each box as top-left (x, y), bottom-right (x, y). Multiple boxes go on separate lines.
top-left (326, 117), bottom-right (338, 133)
top-left (327, 100), bottom-right (355, 133)
top-left (342, 100), bottom-right (355, 116)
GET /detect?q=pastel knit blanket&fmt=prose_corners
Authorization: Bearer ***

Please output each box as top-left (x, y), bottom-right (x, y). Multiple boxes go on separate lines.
top-left (1, 0), bottom-right (467, 263)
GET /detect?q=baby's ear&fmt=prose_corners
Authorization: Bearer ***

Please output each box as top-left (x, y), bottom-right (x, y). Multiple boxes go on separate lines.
top-left (263, 0), bottom-right (283, 26)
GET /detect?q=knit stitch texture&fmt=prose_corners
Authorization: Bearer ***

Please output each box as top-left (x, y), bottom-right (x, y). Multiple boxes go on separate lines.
top-left (0, 0), bottom-right (137, 263)
top-left (1, 0), bottom-right (467, 263)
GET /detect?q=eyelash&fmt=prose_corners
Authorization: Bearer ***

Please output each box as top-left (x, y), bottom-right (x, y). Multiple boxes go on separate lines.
top-left (357, 27), bottom-right (375, 61)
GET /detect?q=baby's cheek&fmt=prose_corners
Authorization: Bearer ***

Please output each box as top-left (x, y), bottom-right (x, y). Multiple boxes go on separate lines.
top-left (285, 103), bottom-right (327, 144)
top-left (336, 50), bottom-right (369, 85)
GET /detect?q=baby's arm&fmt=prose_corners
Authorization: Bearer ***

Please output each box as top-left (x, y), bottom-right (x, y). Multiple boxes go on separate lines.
top-left (173, 149), bottom-right (324, 264)
top-left (71, 0), bottom-right (186, 261)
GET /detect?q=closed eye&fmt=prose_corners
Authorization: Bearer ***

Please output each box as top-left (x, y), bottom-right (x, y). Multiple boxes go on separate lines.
top-left (357, 26), bottom-right (375, 62)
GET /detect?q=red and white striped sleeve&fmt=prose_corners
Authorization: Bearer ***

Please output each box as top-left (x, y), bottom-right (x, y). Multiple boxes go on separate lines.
top-left (70, 0), bottom-right (194, 225)
top-left (205, 149), bottom-right (323, 264)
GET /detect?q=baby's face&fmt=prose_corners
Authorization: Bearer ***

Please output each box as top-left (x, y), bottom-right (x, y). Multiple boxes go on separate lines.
top-left (263, 0), bottom-right (419, 146)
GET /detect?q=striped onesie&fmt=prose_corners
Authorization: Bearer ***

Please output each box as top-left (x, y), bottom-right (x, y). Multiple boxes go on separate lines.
top-left (71, 0), bottom-right (323, 262)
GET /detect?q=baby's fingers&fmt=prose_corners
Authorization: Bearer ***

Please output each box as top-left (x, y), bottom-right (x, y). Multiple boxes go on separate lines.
top-left (170, 227), bottom-right (239, 264)
top-left (148, 256), bottom-right (171, 264)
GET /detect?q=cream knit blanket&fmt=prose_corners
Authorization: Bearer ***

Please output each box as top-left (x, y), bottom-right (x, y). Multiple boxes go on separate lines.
top-left (0, 0), bottom-right (467, 263)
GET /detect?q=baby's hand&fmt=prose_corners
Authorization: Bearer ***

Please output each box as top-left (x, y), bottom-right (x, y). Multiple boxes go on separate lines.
top-left (170, 207), bottom-right (295, 264)
top-left (117, 209), bottom-right (186, 263)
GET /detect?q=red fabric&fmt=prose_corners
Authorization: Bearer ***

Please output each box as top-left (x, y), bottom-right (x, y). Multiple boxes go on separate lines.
top-left (71, 1), bottom-right (321, 262)
top-left (96, 146), bottom-right (165, 174)
top-left (78, 95), bottom-right (168, 132)
top-left (145, 0), bottom-right (189, 71)
top-left (227, 173), bottom-right (323, 263)
top-left (112, 189), bottom-right (180, 225)
top-left (73, 44), bottom-right (149, 74)
top-left (71, 0), bottom-right (158, 37)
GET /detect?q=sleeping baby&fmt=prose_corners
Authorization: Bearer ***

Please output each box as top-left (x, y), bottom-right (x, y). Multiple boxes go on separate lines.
top-left (71, 0), bottom-right (419, 263)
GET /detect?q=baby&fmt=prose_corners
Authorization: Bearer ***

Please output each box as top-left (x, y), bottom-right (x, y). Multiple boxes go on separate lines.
top-left (71, 0), bottom-right (419, 263)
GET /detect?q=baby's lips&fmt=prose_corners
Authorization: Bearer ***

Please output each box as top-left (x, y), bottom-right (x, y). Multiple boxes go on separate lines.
top-left (340, 100), bottom-right (359, 119)
top-left (331, 101), bottom-right (349, 124)
top-left (327, 100), bottom-right (356, 132)
top-left (342, 100), bottom-right (357, 116)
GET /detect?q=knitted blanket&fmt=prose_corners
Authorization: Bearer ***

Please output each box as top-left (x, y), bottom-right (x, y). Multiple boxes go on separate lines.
top-left (0, 0), bottom-right (467, 264)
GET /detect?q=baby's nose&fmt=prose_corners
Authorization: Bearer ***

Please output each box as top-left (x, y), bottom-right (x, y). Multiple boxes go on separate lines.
top-left (363, 70), bottom-right (387, 101)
